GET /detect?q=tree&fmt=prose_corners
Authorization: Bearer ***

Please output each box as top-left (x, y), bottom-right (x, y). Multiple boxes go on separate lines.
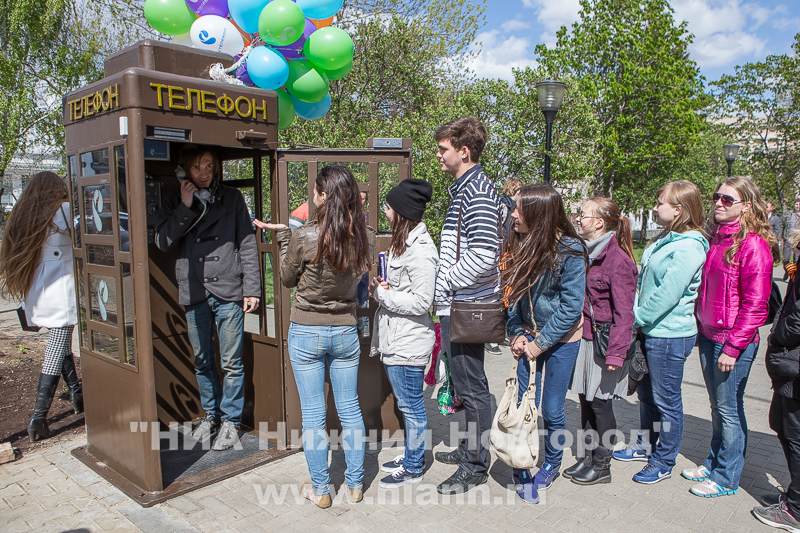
top-left (535, 0), bottom-right (708, 213)
top-left (710, 33), bottom-right (800, 212)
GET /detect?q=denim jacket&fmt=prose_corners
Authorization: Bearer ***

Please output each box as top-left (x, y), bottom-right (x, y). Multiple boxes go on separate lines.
top-left (506, 236), bottom-right (587, 351)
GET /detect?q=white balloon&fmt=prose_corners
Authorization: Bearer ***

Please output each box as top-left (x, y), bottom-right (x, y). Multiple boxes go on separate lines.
top-left (172, 32), bottom-right (194, 47)
top-left (190, 15), bottom-right (244, 56)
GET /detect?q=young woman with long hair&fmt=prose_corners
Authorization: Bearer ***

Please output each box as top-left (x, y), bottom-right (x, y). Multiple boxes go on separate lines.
top-left (566, 198), bottom-right (638, 485)
top-left (503, 183), bottom-right (588, 503)
top-left (0, 172), bottom-right (82, 441)
top-left (256, 165), bottom-right (375, 508)
top-left (614, 180), bottom-right (709, 486)
top-left (682, 176), bottom-right (778, 497)
top-left (368, 179), bottom-right (438, 488)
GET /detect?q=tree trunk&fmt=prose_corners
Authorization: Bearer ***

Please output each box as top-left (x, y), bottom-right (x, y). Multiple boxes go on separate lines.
top-left (640, 209), bottom-right (648, 243)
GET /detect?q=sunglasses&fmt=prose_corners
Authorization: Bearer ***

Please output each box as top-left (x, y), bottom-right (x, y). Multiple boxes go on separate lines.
top-left (712, 192), bottom-right (743, 207)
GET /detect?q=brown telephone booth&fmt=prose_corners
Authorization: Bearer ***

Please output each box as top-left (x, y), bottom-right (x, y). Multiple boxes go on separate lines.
top-left (64, 40), bottom-right (410, 506)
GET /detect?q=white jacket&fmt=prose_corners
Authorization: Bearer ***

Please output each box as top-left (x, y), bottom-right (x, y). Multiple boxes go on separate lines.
top-left (371, 222), bottom-right (439, 366)
top-left (25, 202), bottom-right (77, 328)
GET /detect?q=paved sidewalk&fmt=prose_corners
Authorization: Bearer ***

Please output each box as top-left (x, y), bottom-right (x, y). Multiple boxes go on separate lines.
top-left (0, 294), bottom-right (790, 532)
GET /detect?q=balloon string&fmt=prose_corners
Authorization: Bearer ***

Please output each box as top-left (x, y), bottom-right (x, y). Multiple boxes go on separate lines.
top-left (224, 46), bottom-right (253, 74)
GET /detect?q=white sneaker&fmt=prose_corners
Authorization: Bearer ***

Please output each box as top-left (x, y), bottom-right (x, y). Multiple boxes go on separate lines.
top-left (681, 465), bottom-right (710, 481)
top-left (211, 420), bottom-right (241, 451)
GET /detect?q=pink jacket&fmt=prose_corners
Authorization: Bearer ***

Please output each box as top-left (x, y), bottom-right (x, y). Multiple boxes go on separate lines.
top-left (695, 221), bottom-right (773, 358)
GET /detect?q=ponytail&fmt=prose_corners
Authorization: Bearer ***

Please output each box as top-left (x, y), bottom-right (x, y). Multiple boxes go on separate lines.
top-left (586, 197), bottom-right (635, 262)
top-left (616, 217), bottom-right (635, 262)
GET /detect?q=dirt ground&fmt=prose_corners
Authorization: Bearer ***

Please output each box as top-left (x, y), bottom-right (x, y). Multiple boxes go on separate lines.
top-left (0, 333), bottom-right (85, 459)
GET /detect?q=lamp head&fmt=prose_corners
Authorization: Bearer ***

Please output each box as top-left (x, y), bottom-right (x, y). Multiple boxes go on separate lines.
top-left (535, 80), bottom-right (567, 111)
top-left (723, 143), bottom-right (740, 163)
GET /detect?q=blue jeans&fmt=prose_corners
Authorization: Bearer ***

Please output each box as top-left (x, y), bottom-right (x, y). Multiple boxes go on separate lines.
top-left (517, 340), bottom-right (580, 466)
top-left (636, 334), bottom-right (695, 471)
top-left (288, 323), bottom-right (365, 495)
top-left (384, 365), bottom-right (427, 474)
top-left (185, 296), bottom-right (245, 424)
top-left (698, 334), bottom-right (757, 489)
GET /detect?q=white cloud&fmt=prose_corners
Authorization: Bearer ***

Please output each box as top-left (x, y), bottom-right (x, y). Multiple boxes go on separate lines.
top-left (671, 0), bottom-right (772, 70)
top-left (468, 30), bottom-right (539, 81)
top-left (501, 19), bottom-right (531, 32)
top-left (521, 0), bottom-right (582, 45)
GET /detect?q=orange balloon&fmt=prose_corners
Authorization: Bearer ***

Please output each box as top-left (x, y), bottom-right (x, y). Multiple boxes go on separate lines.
top-left (312, 17), bottom-right (334, 29)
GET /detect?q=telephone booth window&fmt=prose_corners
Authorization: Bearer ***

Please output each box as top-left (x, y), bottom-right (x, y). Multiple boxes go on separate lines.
top-left (89, 273), bottom-right (118, 326)
top-left (263, 252), bottom-right (276, 338)
top-left (75, 258), bottom-right (87, 347)
top-left (83, 184), bottom-right (113, 235)
top-left (92, 331), bottom-right (119, 360)
top-left (378, 163), bottom-right (400, 233)
top-left (68, 155), bottom-right (81, 248)
top-left (121, 262), bottom-right (135, 366)
top-left (115, 146), bottom-right (130, 252)
top-left (80, 149), bottom-right (109, 177)
top-left (86, 244), bottom-right (115, 266)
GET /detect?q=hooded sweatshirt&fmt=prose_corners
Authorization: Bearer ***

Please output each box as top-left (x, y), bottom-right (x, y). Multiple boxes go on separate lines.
top-left (634, 230), bottom-right (709, 338)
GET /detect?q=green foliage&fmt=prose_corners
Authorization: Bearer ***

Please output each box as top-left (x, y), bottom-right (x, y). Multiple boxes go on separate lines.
top-left (535, 0), bottom-right (709, 211)
top-left (710, 33), bottom-right (800, 212)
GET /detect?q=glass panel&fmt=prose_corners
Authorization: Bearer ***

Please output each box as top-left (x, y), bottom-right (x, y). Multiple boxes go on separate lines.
top-left (261, 156), bottom-right (272, 244)
top-left (263, 252), bottom-right (276, 338)
top-left (115, 146), bottom-right (130, 252)
top-left (120, 262), bottom-right (135, 366)
top-left (68, 155), bottom-right (80, 248)
top-left (80, 149), bottom-right (109, 177)
top-left (75, 258), bottom-right (87, 347)
top-left (86, 244), bottom-right (115, 266)
top-left (88, 273), bottom-right (118, 326)
top-left (287, 162), bottom-right (309, 233)
top-left (238, 186), bottom-right (256, 232)
top-left (82, 184), bottom-right (113, 235)
top-left (223, 158), bottom-right (254, 181)
top-left (322, 161), bottom-right (368, 183)
top-left (378, 163), bottom-right (400, 233)
top-left (91, 331), bottom-right (119, 360)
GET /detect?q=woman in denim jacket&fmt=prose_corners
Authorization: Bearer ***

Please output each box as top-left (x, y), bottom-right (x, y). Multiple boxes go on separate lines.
top-left (504, 184), bottom-right (588, 503)
top-left (614, 180), bottom-right (709, 486)
top-left (682, 176), bottom-right (777, 497)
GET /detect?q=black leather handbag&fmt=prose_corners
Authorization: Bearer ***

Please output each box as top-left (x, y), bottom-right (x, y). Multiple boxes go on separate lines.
top-left (587, 298), bottom-right (611, 358)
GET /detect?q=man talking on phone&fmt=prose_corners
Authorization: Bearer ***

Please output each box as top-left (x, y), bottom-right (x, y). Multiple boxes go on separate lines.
top-left (156, 145), bottom-right (261, 451)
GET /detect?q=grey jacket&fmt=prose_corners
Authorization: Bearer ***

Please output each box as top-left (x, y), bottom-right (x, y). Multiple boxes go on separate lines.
top-left (155, 183), bottom-right (261, 306)
top-left (371, 223), bottom-right (439, 366)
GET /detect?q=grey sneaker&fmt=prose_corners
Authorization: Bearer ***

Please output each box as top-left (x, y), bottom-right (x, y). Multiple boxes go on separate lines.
top-left (211, 420), bottom-right (241, 451)
top-left (752, 502), bottom-right (800, 532)
top-left (762, 492), bottom-right (788, 507)
top-left (485, 343), bottom-right (502, 355)
top-left (191, 414), bottom-right (220, 442)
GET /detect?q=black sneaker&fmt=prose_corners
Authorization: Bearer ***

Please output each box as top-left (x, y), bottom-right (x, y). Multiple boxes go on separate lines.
top-left (381, 454), bottom-right (404, 473)
top-left (437, 467), bottom-right (488, 495)
top-left (752, 502), bottom-right (800, 531)
top-left (485, 343), bottom-right (502, 354)
top-left (379, 467), bottom-right (423, 488)
top-left (434, 449), bottom-right (463, 465)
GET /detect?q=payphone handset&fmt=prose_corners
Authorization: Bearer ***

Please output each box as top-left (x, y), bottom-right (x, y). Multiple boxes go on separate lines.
top-left (176, 165), bottom-right (212, 205)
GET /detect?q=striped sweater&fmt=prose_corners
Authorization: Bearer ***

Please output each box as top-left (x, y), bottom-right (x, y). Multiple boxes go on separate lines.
top-left (434, 164), bottom-right (502, 316)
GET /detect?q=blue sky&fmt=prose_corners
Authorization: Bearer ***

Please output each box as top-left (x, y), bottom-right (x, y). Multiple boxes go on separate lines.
top-left (474, 0), bottom-right (800, 84)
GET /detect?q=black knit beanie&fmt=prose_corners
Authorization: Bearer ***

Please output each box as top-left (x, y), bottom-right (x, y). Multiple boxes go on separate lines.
top-left (386, 179), bottom-right (433, 221)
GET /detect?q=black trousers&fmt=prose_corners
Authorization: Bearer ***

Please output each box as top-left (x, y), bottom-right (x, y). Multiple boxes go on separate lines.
top-left (769, 392), bottom-right (800, 518)
top-left (442, 317), bottom-right (492, 476)
top-left (579, 393), bottom-right (616, 453)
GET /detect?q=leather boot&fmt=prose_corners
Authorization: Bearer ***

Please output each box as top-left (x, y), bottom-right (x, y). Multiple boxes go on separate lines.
top-left (563, 453), bottom-right (592, 479)
top-left (60, 354), bottom-right (83, 414)
top-left (572, 446), bottom-right (612, 485)
top-left (28, 374), bottom-right (60, 442)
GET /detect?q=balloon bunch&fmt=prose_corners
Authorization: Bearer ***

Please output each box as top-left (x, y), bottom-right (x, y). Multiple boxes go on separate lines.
top-left (144, 0), bottom-right (353, 129)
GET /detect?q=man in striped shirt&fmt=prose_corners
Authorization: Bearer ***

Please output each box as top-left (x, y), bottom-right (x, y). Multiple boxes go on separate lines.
top-left (432, 116), bottom-right (502, 495)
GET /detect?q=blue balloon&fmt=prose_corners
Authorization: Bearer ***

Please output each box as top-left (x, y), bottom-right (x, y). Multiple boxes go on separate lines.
top-left (291, 92), bottom-right (330, 120)
top-left (247, 46), bottom-right (289, 89)
top-left (228, 0), bottom-right (270, 34)
top-left (295, 0), bottom-right (343, 20)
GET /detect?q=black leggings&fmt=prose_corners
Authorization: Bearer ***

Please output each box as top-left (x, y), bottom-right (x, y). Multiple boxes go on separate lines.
top-left (579, 393), bottom-right (617, 449)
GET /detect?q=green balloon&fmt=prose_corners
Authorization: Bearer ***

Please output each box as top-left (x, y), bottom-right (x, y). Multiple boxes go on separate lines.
top-left (144, 0), bottom-right (195, 36)
top-left (322, 59), bottom-right (352, 81)
top-left (276, 89), bottom-right (295, 130)
top-left (258, 0), bottom-right (306, 47)
top-left (303, 27), bottom-right (354, 71)
top-left (286, 60), bottom-right (330, 103)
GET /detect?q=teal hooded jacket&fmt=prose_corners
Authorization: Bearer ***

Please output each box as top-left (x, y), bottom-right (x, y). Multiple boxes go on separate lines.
top-left (634, 230), bottom-right (709, 338)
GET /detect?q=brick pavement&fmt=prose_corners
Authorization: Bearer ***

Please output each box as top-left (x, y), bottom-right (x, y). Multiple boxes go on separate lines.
top-left (0, 278), bottom-right (791, 532)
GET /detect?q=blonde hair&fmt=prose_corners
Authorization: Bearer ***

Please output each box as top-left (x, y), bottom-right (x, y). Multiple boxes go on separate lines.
top-left (0, 172), bottom-right (69, 300)
top-left (655, 180), bottom-right (707, 239)
top-left (502, 178), bottom-right (523, 197)
top-left (713, 176), bottom-right (780, 264)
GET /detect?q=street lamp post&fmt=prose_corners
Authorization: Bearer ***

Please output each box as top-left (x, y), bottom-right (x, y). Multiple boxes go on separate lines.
top-left (723, 144), bottom-right (740, 177)
top-left (535, 80), bottom-right (567, 183)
